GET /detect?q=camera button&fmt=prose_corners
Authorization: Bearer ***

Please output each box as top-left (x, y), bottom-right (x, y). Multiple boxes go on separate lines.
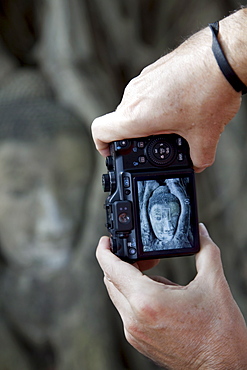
top-left (110, 239), bottom-right (118, 253)
top-left (138, 156), bottom-right (146, 164)
top-left (105, 156), bottom-right (114, 170)
top-left (128, 247), bottom-right (137, 255)
top-left (177, 137), bottom-right (183, 146)
top-left (102, 174), bottom-right (110, 192)
top-left (118, 212), bottom-right (130, 224)
top-left (178, 153), bottom-right (184, 161)
top-left (137, 141), bottom-right (145, 148)
top-left (119, 140), bottom-right (128, 147)
top-left (123, 176), bottom-right (130, 188)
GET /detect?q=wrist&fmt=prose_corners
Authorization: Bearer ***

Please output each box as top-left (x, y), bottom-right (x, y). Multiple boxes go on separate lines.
top-left (200, 315), bottom-right (247, 370)
top-left (173, 25), bottom-right (241, 125)
top-left (176, 21), bottom-right (242, 101)
top-left (218, 8), bottom-right (247, 87)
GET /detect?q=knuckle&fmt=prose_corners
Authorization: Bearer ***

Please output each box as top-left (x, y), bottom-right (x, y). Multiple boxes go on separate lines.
top-left (131, 296), bottom-right (160, 325)
top-left (208, 240), bottom-right (221, 260)
top-left (124, 76), bottom-right (138, 91)
top-left (123, 295), bottom-right (160, 339)
top-left (124, 329), bottom-right (134, 345)
top-left (124, 328), bottom-right (143, 351)
top-left (197, 148), bottom-right (215, 168)
top-left (124, 319), bottom-right (147, 346)
top-left (125, 320), bottom-right (139, 339)
top-left (91, 120), bottom-right (98, 139)
top-left (193, 153), bottom-right (215, 172)
top-left (91, 117), bottom-right (100, 134)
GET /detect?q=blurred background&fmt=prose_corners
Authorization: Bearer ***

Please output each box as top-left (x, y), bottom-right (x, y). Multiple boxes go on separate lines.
top-left (0, 1), bottom-right (246, 369)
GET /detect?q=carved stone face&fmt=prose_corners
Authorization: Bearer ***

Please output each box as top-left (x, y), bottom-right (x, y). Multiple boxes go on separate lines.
top-left (149, 202), bottom-right (180, 242)
top-left (0, 133), bottom-right (90, 270)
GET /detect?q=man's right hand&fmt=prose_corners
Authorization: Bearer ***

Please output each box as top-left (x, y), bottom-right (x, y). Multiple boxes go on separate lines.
top-left (92, 9), bottom-right (247, 172)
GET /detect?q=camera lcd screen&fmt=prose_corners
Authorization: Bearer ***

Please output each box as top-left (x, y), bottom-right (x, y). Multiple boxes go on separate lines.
top-left (135, 172), bottom-right (198, 256)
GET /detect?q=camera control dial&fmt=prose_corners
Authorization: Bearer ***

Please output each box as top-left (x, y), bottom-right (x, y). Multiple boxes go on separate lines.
top-left (147, 137), bottom-right (176, 166)
top-left (106, 156), bottom-right (114, 170)
top-left (102, 171), bottom-right (116, 193)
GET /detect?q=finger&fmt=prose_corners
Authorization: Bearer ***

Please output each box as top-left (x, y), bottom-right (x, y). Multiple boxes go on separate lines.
top-left (91, 115), bottom-right (111, 157)
top-left (185, 132), bottom-right (218, 172)
top-left (134, 259), bottom-right (160, 272)
top-left (91, 111), bottom-right (167, 157)
top-left (96, 237), bottom-right (136, 322)
top-left (96, 236), bottom-right (150, 298)
top-left (195, 223), bottom-right (224, 281)
top-left (92, 112), bottom-right (133, 156)
top-left (103, 275), bottom-right (133, 324)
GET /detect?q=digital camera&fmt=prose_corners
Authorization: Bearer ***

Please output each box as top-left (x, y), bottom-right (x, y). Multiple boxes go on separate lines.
top-left (102, 134), bottom-right (200, 262)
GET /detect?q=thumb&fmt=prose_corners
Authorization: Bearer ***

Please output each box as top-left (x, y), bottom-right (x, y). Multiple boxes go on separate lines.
top-left (185, 132), bottom-right (219, 173)
top-left (195, 223), bottom-right (224, 282)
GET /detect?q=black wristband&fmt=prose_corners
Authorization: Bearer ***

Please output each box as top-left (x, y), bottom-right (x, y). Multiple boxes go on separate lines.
top-left (209, 22), bottom-right (247, 95)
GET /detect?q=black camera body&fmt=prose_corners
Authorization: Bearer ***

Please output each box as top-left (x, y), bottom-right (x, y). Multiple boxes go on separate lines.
top-left (102, 134), bottom-right (200, 262)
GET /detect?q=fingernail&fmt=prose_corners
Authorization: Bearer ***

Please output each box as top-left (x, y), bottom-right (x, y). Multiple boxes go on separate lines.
top-left (199, 223), bottom-right (209, 237)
